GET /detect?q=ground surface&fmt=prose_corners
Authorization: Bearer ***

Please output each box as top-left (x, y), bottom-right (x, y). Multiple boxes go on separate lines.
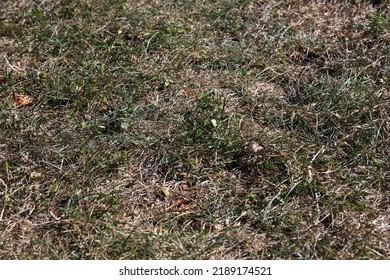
top-left (0, 0), bottom-right (389, 259)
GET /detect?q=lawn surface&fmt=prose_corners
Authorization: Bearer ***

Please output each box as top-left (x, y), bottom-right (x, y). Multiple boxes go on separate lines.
top-left (0, 0), bottom-right (389, 259)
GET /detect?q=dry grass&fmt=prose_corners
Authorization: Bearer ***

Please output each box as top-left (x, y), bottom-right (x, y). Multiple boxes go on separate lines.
top-left (0, 0), bottom-right (389, 259)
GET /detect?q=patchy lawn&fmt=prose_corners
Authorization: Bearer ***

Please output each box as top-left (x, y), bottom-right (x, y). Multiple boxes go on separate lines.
top-left (0, 0), bottom-right (389, 259)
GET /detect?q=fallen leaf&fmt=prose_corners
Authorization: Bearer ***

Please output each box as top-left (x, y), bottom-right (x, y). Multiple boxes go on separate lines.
top-left (161, 187), bottom-right (171, 197)
top-left (180, 183), bottom-right (190, 191)
top-left (30, 171), bottom-right (43, 179)
top-left (180, 183), bottom-right (200, 193)
top-left (245, 141), bottom-right (266, 156)
top-left (168, 197), bottom-right (196, 210)
top-left (13, 92), bottom-right (34, 107)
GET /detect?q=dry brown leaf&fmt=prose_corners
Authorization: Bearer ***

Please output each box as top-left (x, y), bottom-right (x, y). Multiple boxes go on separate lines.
top-left (244, 141), bottom-right (266, 157)
top-left (168, 197), bottom-right (197, 210)
top-left (13, 92), bottom-right (34, 107)
top-left (180, 183), bottom-right (190, 191)
top-left (30, 171), bottom-right (43, 179)
top-left (180, 183), bottom-right (200, 193)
